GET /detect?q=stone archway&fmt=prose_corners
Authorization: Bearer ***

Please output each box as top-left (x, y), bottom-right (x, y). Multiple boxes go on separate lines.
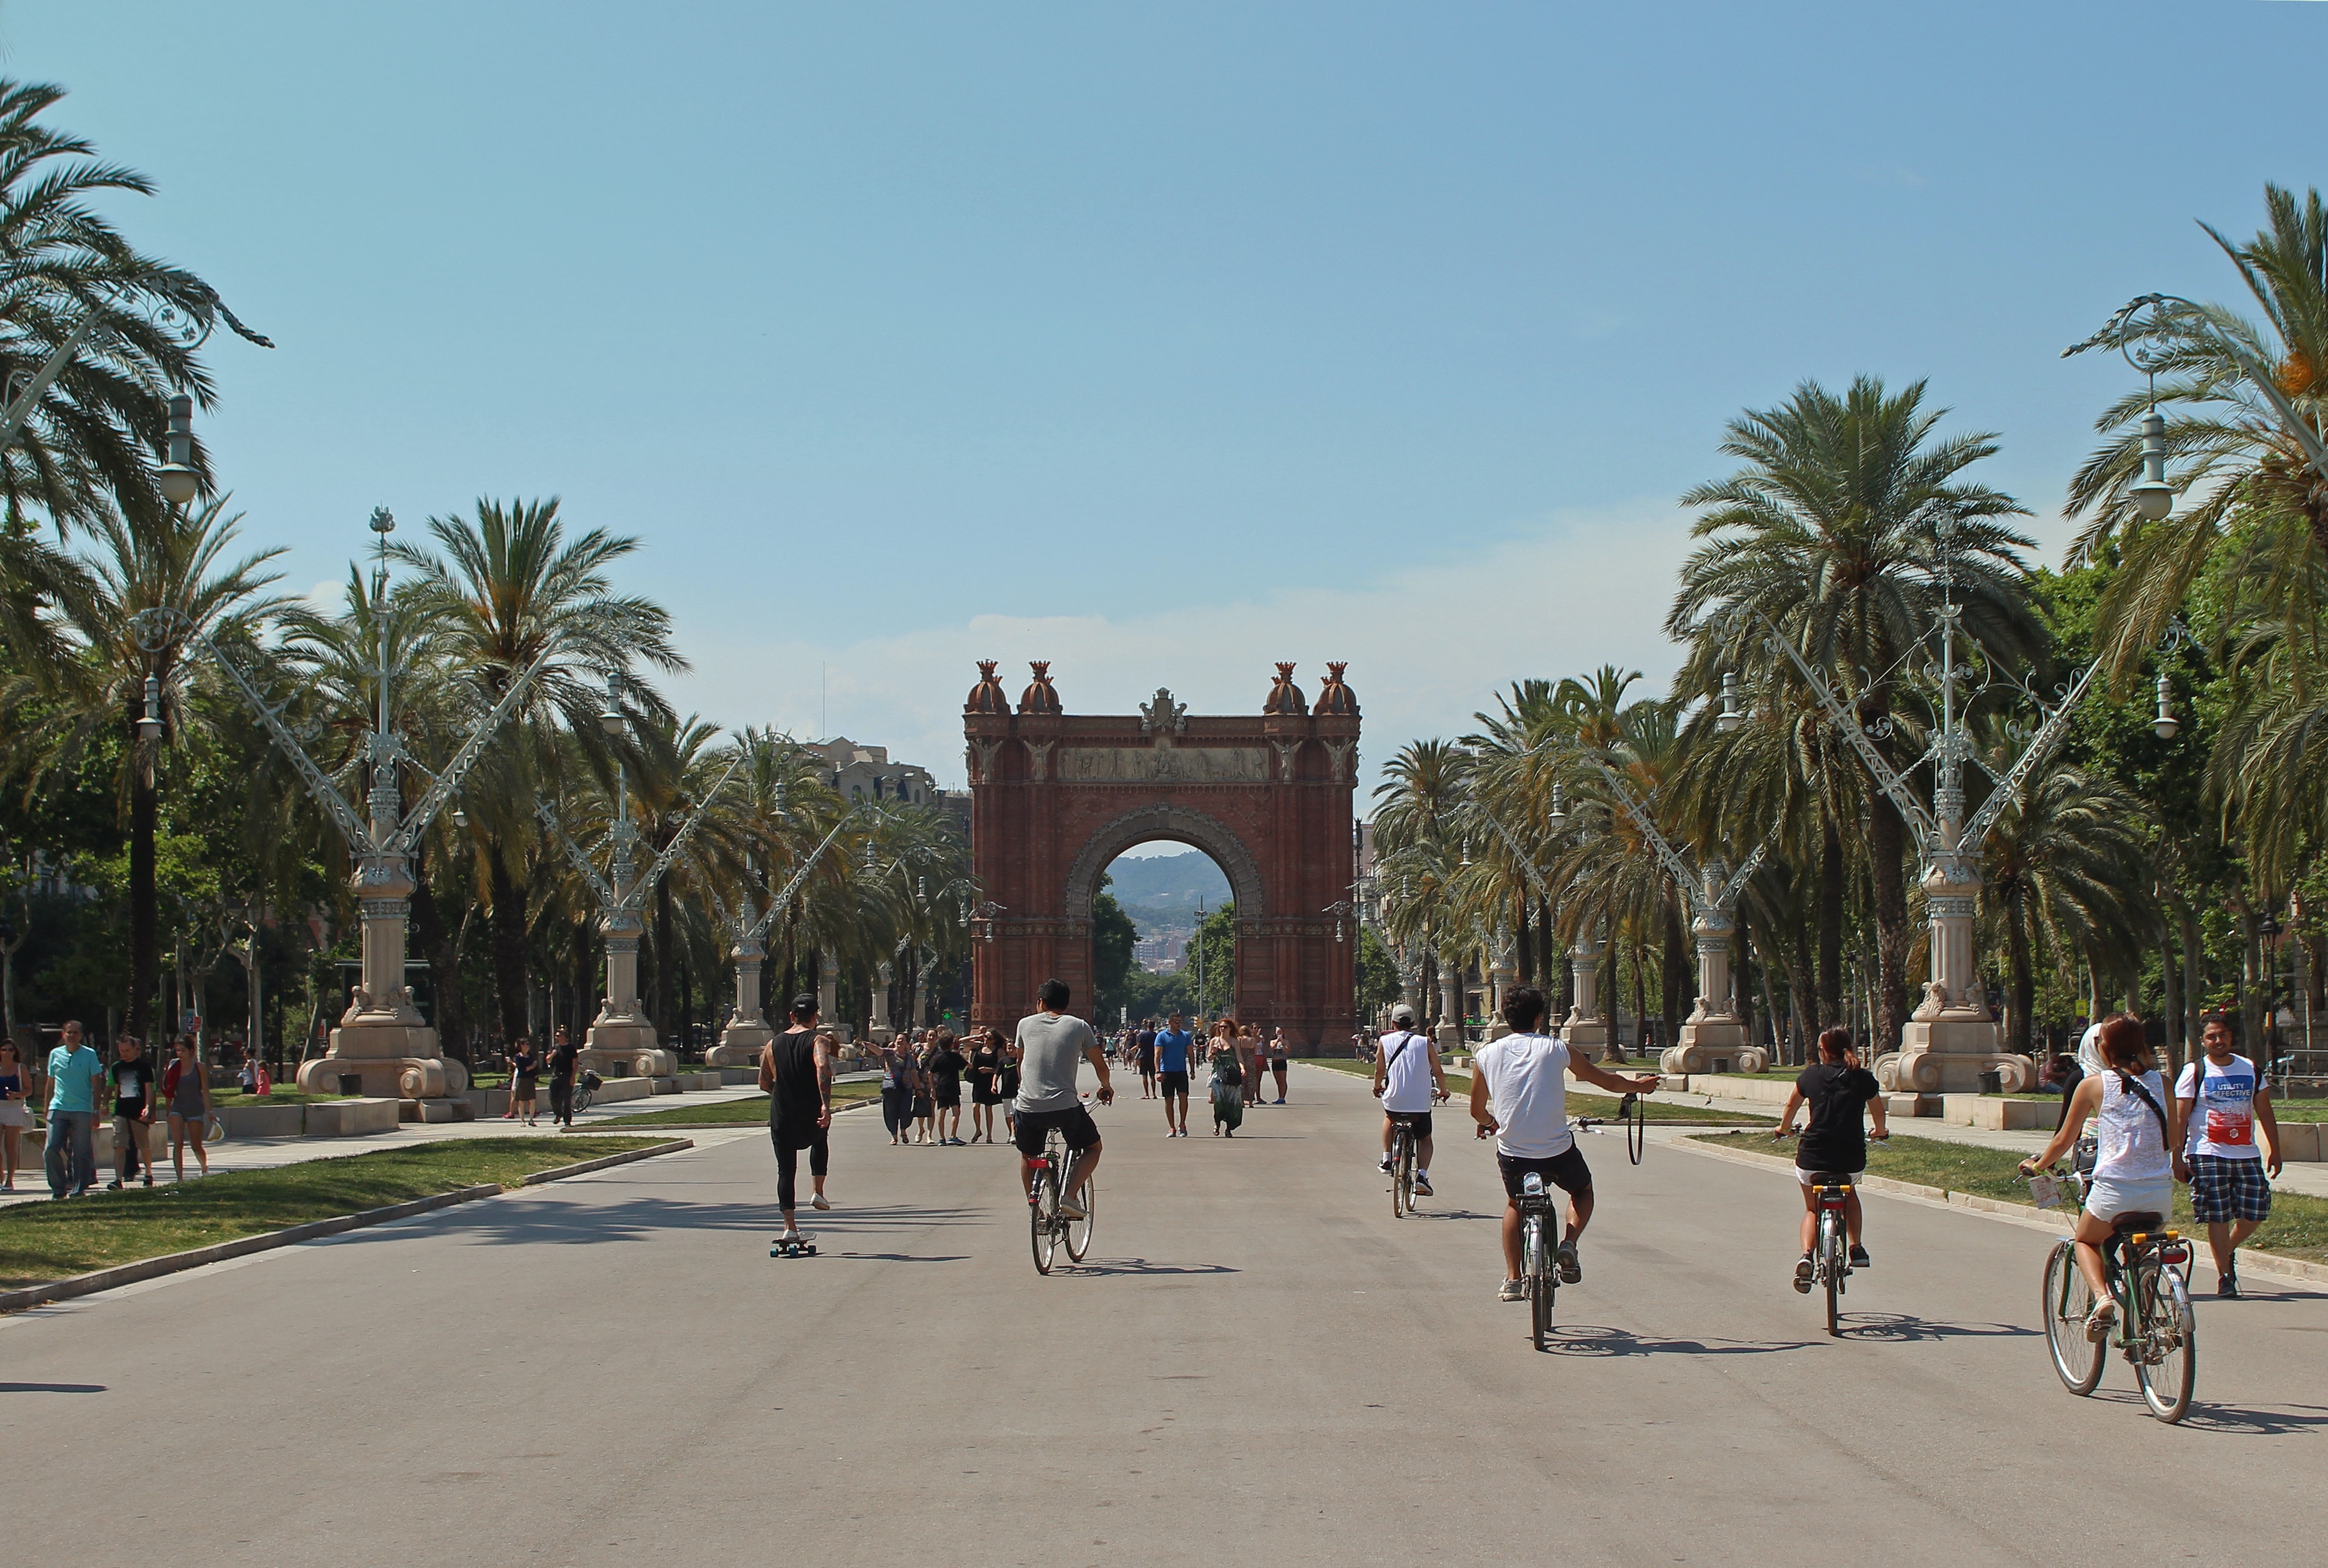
top-left (963, 662), bottom-right (1360, 1045)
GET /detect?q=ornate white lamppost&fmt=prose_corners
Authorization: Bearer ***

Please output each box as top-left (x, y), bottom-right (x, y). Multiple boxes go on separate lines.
top-left (707, 814), bottom-right (855, 1066)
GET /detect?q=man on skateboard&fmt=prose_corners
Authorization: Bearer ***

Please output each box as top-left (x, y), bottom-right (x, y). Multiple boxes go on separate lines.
top-left (762, 993), bottom-right (835, 1254)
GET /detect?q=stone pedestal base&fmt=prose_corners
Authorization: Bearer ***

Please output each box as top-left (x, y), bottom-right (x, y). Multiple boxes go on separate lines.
top-left (707, 1019), bottom-right (773, 1069)
top-left (583, 1019), bottom-right (674, 1080)
top-left (1433, 1022), bottom-right (1463, 1053)
top-left (300, 1019), bottom-right (471, 1102)
top-left (868, 1023), bottom-right (896, 1045)
top-left (1879, 1019), bottom-right (2037, 1093)
top-left (1660, 1019), bottom-right (1767, 1077)
top-left (1561, 1019), bottom-right (1615, 1062)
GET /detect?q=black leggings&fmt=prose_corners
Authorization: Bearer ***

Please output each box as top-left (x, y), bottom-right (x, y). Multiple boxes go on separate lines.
top-left (882, 1087), bottom-right (912, 1136)
top-left (772, 1126), bottom-right (829, 1213)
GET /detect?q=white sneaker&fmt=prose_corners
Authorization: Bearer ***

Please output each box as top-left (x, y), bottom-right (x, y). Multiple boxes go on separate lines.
top-left (1498, 1278), bottom-right (1525, 1302)
top-left (811, 1194), bottom-right (831, 1211)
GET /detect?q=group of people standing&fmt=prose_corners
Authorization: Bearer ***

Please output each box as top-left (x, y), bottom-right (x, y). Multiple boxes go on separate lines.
top-left (875, 1026), bottom-right (1022, 1147)
top-left (2, 1022), bottom-right (221, 1198)
top-left (499, 1028), bottom-right (583, 1127)
top-left (1111, 1014), bottom-right (1291, 1137)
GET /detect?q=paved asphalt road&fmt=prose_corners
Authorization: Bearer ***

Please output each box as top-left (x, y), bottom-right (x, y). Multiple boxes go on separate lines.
top-left (5, 1067), bottom-right (2321, 1566)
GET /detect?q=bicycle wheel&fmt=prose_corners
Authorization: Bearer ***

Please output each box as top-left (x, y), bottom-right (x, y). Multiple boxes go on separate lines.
top-left (1820, 1211), bottom-right (1842, 1337)
top-left (2043, 1240), bottom-right (2104, 1396)
top-left (1064, 1173), bottom-right (1095, 1262)
top-left (1390, 1130), bottom-right (1412, 1219)
top-left (1531, 1246), bottom-right (1555, 1351)
top-left (1030, 1167), bottom-right (1058, 1276)
top-left (2135, 1262), bottom-right (2196, 1423)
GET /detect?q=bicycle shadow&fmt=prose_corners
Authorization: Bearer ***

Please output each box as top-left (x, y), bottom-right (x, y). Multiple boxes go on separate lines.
top-left (1056, 1256), bottom-right (1240, 1278)
top-left (1537, 1324), bottom-right (1817, 1357)
top-left (1833, 1312), bottom-right (2041, 1344)
top-left (2083, 1390), bottom-right (2328, 1435)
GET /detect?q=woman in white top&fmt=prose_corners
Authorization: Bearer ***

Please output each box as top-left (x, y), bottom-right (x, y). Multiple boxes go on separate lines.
top-left (2021, 1012), bottom-right (2183, 1342)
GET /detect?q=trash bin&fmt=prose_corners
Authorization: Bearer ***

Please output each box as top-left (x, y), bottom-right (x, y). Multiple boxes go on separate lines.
top-left (1977, 1069), bottom-right (2003, 1094)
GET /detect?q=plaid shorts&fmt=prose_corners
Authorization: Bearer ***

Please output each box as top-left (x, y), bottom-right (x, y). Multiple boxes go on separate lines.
top-left (2189, 1154), bottom-right (2272, 1224)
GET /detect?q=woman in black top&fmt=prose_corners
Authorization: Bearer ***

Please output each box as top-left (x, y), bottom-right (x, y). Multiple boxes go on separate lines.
top-left (507, 1037), bottom-right (540, 1126)
top-left (966, 1032), bottom-right (1003, 1144)
top-left (1775, 1026), bottom-right (1890, 1288)
top-left (761, 994), bottom-right (834, 1243)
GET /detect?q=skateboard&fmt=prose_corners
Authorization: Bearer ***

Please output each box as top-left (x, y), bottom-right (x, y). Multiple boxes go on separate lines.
top-left (770, 1233), bottom-right (818, 1258)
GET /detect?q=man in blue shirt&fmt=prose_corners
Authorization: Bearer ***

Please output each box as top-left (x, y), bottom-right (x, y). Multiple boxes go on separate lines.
top-left (45, 1019), bottom-right (105, 1199)
top-left (1153, 1011), bottom-right (1193, 1137)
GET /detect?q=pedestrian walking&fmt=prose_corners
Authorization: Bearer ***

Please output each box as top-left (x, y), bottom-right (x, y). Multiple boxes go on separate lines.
top-left (966, 1029), bottom-right (1004, 1143)
top-left (2174, 1013), bottom-right (2283, 1298)
top-left (878, 1035), bottom-right (916, 1144)
top-left (105, 1035), bottom-right (157, 1190)
top-left (927, 1028), bottom-right (968, 1144)
top-left (546, 1027), bottom-right (579, 1127)
top-left (911, 1033), bottom-right (938, 1144)
top-left (761, 994), bottom-right (835, 1247)
top-left (0, 1038), bottom-right (32, 1190)
top-left (43, 1019), bottom-right (104, 1198)
top-left (507, 1038), bottom-right (541, 1125)
top-left (1265, 1026), bottom-right (1291, 1103)
top-left (1237, 1022), bottom-right (1262, 1109)
top-left (997, 1030), bottom-right (1023, 1144)
top-left (1134, 1019), bottom-right (1157, 1099)
top-left (1154, 1011), bottom-right (1192, 1137)
top-left (1208, 1019), bottom-right (1245, 1136)
top-left (162, 1035), bottom-right (214, 1181)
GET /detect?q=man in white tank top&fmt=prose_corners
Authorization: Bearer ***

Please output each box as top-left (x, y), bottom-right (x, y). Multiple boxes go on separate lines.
top-left (1372, 1003), bottom-right (1447, 1196)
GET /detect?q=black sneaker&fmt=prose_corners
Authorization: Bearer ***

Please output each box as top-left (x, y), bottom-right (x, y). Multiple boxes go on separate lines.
top-left (1556, 1241), bottom-right (1582, 1284)
top-left (1413, 1173), bottom-right (1434, 1197)
top-left (2218, 1272), bottom-right (2240, 1300)
top-left (1793, 1254), bottom-right (1814, 1294)
top-left (105, 1180), bottom-right (122, 1191)
top-left (1848, 1244), bottom-right (1870, 1271)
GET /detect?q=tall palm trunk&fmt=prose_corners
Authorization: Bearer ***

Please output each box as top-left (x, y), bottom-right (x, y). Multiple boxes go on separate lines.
top-left (1865, 788), bottom-right (1910, 1055)
top-left (410, 861), bottom-right (463, 1062)
top-left (129, 736), bottom-right (157, 1045)
top-left (1818, 812), bottom-right (1845, 1026)
top-left (2005, 893), bottom-right (2034, 1056)
top-left (652, 874), bottom-right (674, 1033)
top-left (1661, 899), bottom-right (1689, 1041)
top-left (485, 838), bottom-right (530, 1048)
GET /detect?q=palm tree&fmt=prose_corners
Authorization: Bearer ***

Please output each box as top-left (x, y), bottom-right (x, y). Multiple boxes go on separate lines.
top-left (18, 498), bottom-right (288, 1041)
top-left (389, 496), bottom-right (684, 1047)
top-left (0, 78), bottom-right (266, 535)
top-left (1669, 375), bottom-right (2040, 1056)
top-left (2065, 184), bottom-right (2328, 673)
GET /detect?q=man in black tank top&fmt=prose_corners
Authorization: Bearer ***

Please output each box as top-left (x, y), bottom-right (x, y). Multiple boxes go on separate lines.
top-left (760, 993), bottom-right (835, 1246)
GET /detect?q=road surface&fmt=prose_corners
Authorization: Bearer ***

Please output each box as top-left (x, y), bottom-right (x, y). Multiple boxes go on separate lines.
top-left (4, 1066), bottom-right (2319, 1566)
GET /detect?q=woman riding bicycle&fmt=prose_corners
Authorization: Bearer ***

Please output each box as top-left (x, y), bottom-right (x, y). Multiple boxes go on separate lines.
top-left (2020, 1012), bottom-right (2183, 1343)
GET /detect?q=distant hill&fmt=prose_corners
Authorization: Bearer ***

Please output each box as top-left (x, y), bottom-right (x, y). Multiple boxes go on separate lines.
top-left (1103, 851), bottom-right (1230, 935)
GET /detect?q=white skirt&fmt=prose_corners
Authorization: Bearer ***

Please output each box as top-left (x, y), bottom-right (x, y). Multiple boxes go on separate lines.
top-left (2085, 1173), bottom-right (2173, 1225)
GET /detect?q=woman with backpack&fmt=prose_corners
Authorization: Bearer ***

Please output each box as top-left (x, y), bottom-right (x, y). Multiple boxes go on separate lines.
top-left (2020, 1012), bottom-right (2183, 1344)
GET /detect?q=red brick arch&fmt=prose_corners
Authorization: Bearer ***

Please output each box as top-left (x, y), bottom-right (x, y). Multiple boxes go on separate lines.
top-left (964, 663), bottom-right (1360, 1045)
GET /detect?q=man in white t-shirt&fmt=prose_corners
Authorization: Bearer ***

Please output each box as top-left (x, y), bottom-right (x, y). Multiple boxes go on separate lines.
top-left (1372, 1003), bottom-right (1447, 1196)
top-left (1469, 985), bottom-right (1660, 1302)
top-left (2175, 1014), bottom-right (2283, 1298)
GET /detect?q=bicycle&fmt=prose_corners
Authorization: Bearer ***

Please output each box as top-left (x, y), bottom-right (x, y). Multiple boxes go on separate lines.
top-left (2031, 1165), bottom-right (2196, 1423)
top-left (1387, 1113), bottom-right (1420, 1218)
top-left (1027, 1124), bottom-right (1094, 1275)
top-left (572, 1070), bottom-right (601, 1117)
top-left (1801, 1172), bottom-right (1853, 1337)
top-left (1516, 1169), bottom-right (1561, 1351)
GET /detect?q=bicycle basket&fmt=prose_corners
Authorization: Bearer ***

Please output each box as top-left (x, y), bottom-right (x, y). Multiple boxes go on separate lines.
top-left (2072, 1135), bottom-right (2097, 1177)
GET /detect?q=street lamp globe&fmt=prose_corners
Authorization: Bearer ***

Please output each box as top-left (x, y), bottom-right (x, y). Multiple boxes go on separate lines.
top-left (2152, 671), bottom-right (2179, 741)
top-left (137, 673), bottom-right (164, 743)
top-left (597, 672), bottom-right (627, 737)
top-left (1716, 670), bottom-right (1745, 734)
top-left (2129, 409), bottom-right (2174, 522)
top-left (154, 392), bottom-right (200, 509)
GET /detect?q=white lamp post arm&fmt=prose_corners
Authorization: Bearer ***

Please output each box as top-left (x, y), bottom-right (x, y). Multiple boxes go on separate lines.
top-left (0, 314), bottom-right (106, 446)
top-left (1587, 754), bottom-right (1699, 904)
top-left (1749, 614), bottom-right (1939, 850)
top-left (1466, 795), bottom-right (1557, 901)
top-left (2071, 294), bottom-right (2328, 486)
top-left (747, 812), bottom-right (855, 945)
top-left (1955, 660), bottom-right (2104, 855)
top-left (619, 748), bottom-right (750, 914)
top-left (389, 637), bottom-right (572, 854)
top-left (1714, 837), bottom-right (1773, 912)
top-left (534, 798), bottom-right (615, 908)
top-left (131, 609), bottom-right (374, 856)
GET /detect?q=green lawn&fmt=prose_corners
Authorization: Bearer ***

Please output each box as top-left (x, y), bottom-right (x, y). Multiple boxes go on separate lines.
top-left (0, 1136), bottom-right (666, 1290)
top-left (1291, 1057), bottom-right (1772, 1125)
top-left (210, 1087), bottom-right (360, 1106)
top-left (609, 1080), bottom-right (881, 1126)
top-left (1685, 1130), bottom-right (2328, 1263)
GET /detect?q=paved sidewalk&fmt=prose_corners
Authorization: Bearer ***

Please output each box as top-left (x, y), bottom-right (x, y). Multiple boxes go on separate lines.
top-left (0, 1080), bottom-right (769, 1207)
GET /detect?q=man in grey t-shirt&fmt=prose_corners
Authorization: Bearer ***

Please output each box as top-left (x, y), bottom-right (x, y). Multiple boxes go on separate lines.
top-left (1012, 978), bottom-right (1114, 1217)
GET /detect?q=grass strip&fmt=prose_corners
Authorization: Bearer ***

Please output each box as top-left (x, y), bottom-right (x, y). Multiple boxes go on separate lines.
top-left (1684, 1130), bottom-right (2328, 1263)
top-left (609, 1081), bottom-right (882, 1127)
top-left (0, 1136), bottom-right (663, 1289)
top-left (1289, 1057), bottom-right (1772, 1125)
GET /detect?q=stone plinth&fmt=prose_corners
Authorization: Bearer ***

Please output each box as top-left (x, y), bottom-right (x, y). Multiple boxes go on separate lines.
top-left (1880, 1018), bottom-right (2037, 1094)
top-left (1661, 1019), bottom-right (1766, 1076)
top-left (581, 1015), bottom-right (675, 1080)
top-left (298, 1018), bottom-right (472, 1103)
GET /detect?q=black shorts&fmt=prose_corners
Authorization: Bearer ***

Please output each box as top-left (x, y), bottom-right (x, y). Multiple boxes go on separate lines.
top-left (1386, 1110), bottom-right (1433, 1141)
top-left (1137, 1055), bottom-right (1156, 1075)
top-left (1158, 1070), bottom-right (1190, 1096)
top-left (935, 1089), bottom-right (962, 1109)
top-left (1012, 1104), bottom-right (1101, 1159)
top-left (1498, 1146), bottom-right (1593, 1201)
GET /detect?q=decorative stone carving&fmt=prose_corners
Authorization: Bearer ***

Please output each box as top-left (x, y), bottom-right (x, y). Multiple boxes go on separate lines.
top-left (1138, 687), bottom-right (1188, 742)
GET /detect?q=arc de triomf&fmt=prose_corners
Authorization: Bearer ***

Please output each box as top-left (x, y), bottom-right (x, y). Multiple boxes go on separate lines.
top-left (963, 660), bottom-right (1360, 1045)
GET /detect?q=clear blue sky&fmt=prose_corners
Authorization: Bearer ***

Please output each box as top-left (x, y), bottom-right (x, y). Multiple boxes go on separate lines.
top-left (9, 2), bottom-right (2321, 795)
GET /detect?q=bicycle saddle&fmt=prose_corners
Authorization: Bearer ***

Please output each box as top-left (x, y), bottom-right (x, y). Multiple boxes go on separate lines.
top-left (1803, 1172), bottom-right (1853, 1186)
top-left (2109, 1211), bottom-right (2165, 1233)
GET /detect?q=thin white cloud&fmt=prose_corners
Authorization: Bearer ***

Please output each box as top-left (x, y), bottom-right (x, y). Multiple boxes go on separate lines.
top-left (666, 504), bottom-right (1694, 803)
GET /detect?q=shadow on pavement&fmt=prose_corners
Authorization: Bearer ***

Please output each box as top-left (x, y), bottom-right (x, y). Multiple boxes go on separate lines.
top-left (1536, 1324), bottom-right (1817, 1358)
top-left (0, 1383), bottom-right (107, 1394)
top-left (1056, 1257), bottom-right (1239, 1277)
top-left (2084, 1390), bottom-right (2328, 1435)
top-left (1835, 1312), bottom-right (2041, 1344)
top-left (316, 1198), bottom-right (990, 1251)
top-left (833, 1252), bottom-right (971, 1263)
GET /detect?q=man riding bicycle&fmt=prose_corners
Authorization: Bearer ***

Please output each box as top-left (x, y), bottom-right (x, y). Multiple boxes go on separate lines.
top-left (1469, 986), bottom-right (1660, 1301)
top-left (1775, 1026), bottom-right (1890, 1290)
top-left (1012, 979), bottom-right (1115, 1218)
top-left (1373, 1003), bottom-right (1447, 1196)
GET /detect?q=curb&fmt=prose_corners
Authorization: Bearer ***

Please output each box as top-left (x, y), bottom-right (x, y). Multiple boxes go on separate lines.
top-left (0, 1137), bottom-right (697, 1315)
top-left (1672, 1134), bottom-right (2328, 1290)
